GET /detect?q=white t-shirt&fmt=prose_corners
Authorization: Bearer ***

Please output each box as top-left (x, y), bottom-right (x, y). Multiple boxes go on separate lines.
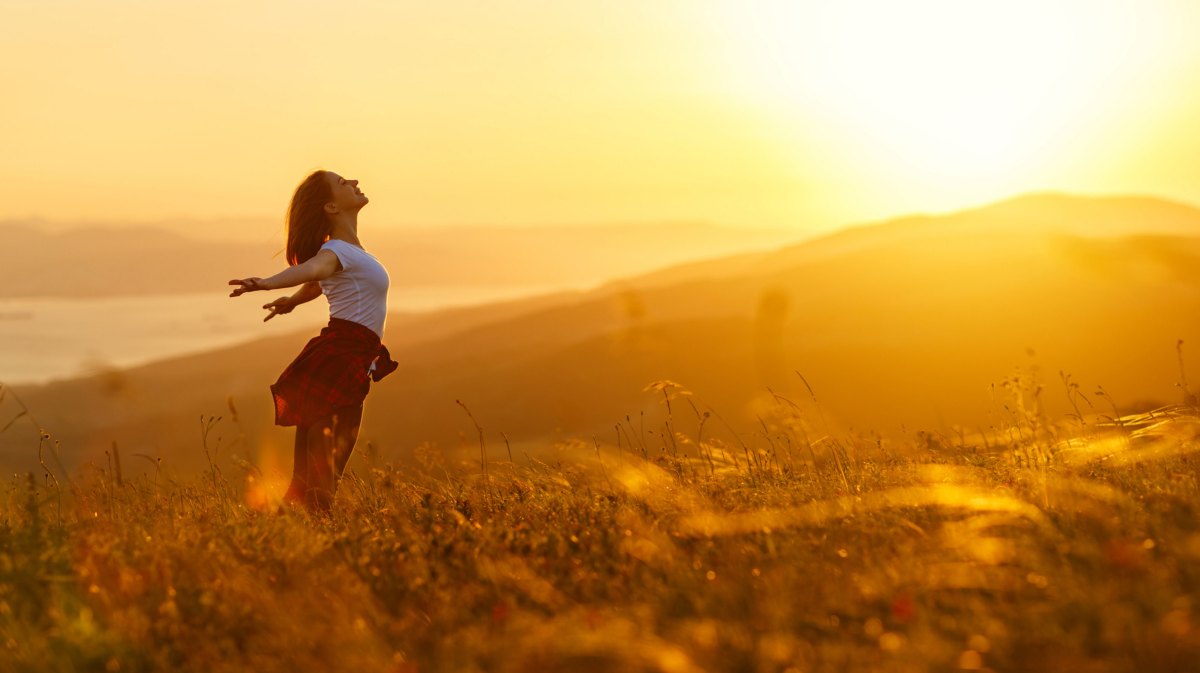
top-left (318, 239), bottom-right (390, 338)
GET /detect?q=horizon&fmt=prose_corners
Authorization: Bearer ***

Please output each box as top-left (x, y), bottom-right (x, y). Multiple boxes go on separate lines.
top-left (6, 189), bottom-right (1200, 244)
top-left (5, 189), bottom-right (1197, 394)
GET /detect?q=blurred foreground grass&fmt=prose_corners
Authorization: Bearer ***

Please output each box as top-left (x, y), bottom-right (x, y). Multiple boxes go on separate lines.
top-left (1, 386), bottom-right (1199, 673)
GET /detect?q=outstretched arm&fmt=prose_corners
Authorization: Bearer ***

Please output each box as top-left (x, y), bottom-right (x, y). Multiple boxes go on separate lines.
top-left (261, 281), bottom-right (323, 322)
top-left (228, 249), bottom-right (341, 297)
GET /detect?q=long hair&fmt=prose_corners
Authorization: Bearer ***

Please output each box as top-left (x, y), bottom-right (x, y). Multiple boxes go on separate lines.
top-left (285, 170), bottom-right (334, 266)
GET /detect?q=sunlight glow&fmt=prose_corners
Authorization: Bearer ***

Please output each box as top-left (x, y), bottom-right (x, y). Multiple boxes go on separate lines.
top-left (244, 439), bottom-right (289, 511)
top-left (725, 0), bottom-right (1161, 191)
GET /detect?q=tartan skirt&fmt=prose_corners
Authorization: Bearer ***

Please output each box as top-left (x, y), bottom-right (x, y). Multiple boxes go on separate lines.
top-left (271, 318), bottom-right (398, 427)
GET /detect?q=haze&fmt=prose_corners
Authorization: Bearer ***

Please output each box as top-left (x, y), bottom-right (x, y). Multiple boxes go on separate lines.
top-left (5, 1), bottom-right (1200, 235)
top-left (3, 0), bottom-right (1199, 466)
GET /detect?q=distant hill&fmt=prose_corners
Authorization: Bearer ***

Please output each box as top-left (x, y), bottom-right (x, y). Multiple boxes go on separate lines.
top-left (0, 220), bottom-right (799, 298)
top-left (3, 193), bottom-right (1198, 478)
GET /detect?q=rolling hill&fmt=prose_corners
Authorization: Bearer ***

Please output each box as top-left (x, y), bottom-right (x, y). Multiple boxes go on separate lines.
top-left (3, 193), bottom-right (1198, 478)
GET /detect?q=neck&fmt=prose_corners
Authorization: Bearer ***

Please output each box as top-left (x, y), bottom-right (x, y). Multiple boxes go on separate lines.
top-left (328, 212), bottom-right (361, 246)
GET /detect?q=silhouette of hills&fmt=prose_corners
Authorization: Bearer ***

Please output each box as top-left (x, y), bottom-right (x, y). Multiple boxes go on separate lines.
top-left (4, 193), bottom-right (1198, 477)
top-left (0, 220), bottom-right (798, 298)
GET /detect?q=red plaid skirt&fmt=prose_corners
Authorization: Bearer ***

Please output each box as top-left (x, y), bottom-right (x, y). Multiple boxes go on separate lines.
top-left (271, 318), bottom-right (398, 427)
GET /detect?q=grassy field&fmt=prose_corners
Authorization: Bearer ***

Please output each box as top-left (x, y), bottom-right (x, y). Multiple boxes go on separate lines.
top-left (1, 381), bottom-right (1198, 673)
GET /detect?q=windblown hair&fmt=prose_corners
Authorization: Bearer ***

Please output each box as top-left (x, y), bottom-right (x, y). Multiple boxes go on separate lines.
top-left (285, 170), bottom-right (334, 266)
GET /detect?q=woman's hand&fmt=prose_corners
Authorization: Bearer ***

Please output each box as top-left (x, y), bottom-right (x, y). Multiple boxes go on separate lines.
top-left (228, 278), bottom-right (268, 297)
top-left (262, 296), bottom-right (296, 322)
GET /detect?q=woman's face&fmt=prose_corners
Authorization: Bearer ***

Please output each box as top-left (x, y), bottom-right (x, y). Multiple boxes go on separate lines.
top-left (325, 172), bottom-right (369, 213)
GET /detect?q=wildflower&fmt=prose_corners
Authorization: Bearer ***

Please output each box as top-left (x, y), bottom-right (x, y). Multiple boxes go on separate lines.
top-left (891, 593), bottom-right (916, 623)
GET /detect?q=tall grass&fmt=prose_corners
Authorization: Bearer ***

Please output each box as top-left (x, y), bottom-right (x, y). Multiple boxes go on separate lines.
top-left (0, 380), bottom-right (1198, 672)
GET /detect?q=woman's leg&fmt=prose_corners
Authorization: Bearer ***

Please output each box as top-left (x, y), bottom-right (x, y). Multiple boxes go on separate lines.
top-left (302, 405), bottom-right (364, 512)
top-left (282, 427), bottom-right (310, 506)
top-left (331, 404), bottom-right (364, 482)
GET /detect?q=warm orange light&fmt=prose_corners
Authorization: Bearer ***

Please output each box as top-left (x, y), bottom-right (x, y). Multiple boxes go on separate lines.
top-left (245, 439), bottom-right (289, 511)
top-left (715, 0), bottom-right (1181, 208)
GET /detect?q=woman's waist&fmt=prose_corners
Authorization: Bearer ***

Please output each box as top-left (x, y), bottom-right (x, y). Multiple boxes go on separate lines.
top-left (311, 318), bottom-right (397, 381)
top-left (318, 318), bottom-right (383, 347)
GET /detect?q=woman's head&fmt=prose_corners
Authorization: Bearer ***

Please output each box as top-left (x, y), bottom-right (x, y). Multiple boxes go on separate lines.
top-left (284, 170), bottom-right (369, 265)
top-left (326, 171), bottom-right (369, 213)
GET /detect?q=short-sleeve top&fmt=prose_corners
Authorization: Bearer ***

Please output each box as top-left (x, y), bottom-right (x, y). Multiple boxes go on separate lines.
top-left (318, 239), bottom-right (389, 338)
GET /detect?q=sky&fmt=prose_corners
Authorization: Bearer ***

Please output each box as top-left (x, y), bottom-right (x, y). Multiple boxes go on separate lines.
top-left (4, 0), bottom-right (1200, 237)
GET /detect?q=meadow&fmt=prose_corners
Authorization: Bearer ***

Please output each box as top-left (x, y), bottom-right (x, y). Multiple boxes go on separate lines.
top-left (1, 378), bottom-right (1197, 673)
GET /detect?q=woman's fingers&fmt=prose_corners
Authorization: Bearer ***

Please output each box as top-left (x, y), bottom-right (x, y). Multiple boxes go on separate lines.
top-left (262, 297), bottom-right (291, 320)
top-left (228, 278), bottom-right (263, 297)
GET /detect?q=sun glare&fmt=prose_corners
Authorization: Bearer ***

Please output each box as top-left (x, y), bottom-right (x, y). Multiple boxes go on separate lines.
top-left (723, 0), bottom-right (1159, 191)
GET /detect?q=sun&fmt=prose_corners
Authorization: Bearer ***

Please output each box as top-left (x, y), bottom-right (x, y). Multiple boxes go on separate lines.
top-left (718, 0), bottom-right (1156, 190)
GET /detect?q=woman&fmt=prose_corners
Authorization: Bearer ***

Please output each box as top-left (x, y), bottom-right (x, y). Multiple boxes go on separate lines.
top-left (229, 169), bottom-right (397, 512)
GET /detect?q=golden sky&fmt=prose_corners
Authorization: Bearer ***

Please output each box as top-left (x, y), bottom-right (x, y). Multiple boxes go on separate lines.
top-left (4, 0), bottom-right (1200, 235)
